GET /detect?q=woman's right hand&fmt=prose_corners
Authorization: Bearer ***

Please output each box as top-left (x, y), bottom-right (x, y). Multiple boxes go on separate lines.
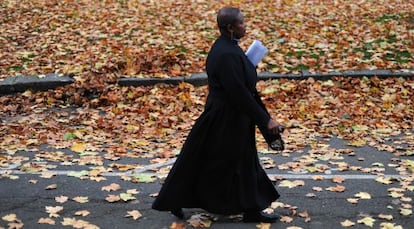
top-left (267, 119), bottom-right (284, 135)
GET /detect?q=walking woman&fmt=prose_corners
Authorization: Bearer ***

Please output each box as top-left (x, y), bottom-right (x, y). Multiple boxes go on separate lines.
top-left (152, 6), bottom-right (283, 223)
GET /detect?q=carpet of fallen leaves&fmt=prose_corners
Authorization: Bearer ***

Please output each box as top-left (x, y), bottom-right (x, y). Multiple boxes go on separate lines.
top-left (1, 76), bottom-right (414, 228)
top-left (1, 76), bottom-right (414, 159)
top-left (1, 0), bottom-right (413, 84)
top-left (1, 0), bottom-right (414, 228)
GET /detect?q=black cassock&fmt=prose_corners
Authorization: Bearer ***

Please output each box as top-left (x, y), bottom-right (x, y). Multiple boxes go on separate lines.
top-left (152, 36), bottom-right (279, 215)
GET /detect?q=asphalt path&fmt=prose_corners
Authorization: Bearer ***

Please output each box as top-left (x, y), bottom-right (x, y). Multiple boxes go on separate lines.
top-left (1, 134), bottom-right (413, 229)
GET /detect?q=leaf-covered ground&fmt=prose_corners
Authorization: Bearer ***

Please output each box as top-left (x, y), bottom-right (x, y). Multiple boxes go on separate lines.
top-left (1, 76), bottom-right (414, 157)
top-left (1, 0), bottom-right (414, 228)
top-left (1, 77), bottom-right (414, 228)
top-left (1, 0), bottom-right (413, 83)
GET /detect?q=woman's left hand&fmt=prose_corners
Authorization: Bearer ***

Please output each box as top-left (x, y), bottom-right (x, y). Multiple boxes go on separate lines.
top-left (267, 119), bottom-right (284, 135)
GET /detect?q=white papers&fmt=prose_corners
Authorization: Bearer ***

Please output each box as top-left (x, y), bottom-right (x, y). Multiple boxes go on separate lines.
top-left (245, 40), bottom-right (268, 66)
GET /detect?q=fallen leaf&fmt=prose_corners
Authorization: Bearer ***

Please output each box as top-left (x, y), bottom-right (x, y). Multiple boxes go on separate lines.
top-left (379, 222), bottom-right (403, 229)
top-left (125, 210), bottom-right (142, 220)
top-left (312, 186), bottom-right (323, 192)
top-left (61, 217), bottom-right (99, 229)
top-left (256, 223), bottom-right (271, 229)
top-left (312, 175), bottom-right (324, 181)
top-left (72, 196), bottom-right (89, 203)
top-left (280, 216), bottom-right (293, 223)
top-left (29, 179), bottom-right (38, 184)
top-left (106, 195), bottom-right (121, 203)
top-left (2, 214), bottom-right (18, 222)
top-left (278, 180), bottom-right (304, 188)
top-left (75, 210), bottom-right (90, 217)
top-left (38, 217), bottom-right (56, 225)
top-left (127, 189), bottom-right (139, 194)
top-left (332, 176), bottom-right (345, 184)
top-left (45, 206), bottom-right (63, 218)
top-left (132, 174), bottom-right (156, 183)
top-left (376, 177), bottom-right (393, 185)
top-left (399, 208), bottom-right (412, 216)
top-left (55, 196), bottom-right (69, 204)
top-left (101, 183), bottom-right (122, 192)
top-left (271, 201), bottom-right (285, 209)
top-left (40, 172), bottom-right (56, 179)
top-left (347, 198), bottom-right (359, 204)
top-left (326, 185), bottom-right (346, 192)
top-left (355, 192), bottom-right (371, 199)
top-left (298, 211), bottom-right (311, 222)
top-left (340, 219), bottom-right (355, 227)
top-left (187, 213), bottom-right (212, 228)
top-left (170, 222), bottom-right (186, 229)
top-left (357, 216), bottom-right (375, 227)
top-left (45, 184), bottom-right (58, 190)
top-left (120, 193), bottom-right (136, 202)
top-left (378, 214), bottom-right (393, 221)
top-left (71, 142), bottom-right (87, 153)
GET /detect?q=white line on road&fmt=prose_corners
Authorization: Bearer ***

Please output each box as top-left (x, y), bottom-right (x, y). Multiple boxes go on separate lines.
top-left (1, 158), bottom-right (409, 180)
top-left (0, 169), bottom-right (408, 180)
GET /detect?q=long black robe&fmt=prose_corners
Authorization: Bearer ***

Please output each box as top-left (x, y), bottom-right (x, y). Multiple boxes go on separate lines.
top-left (152, 35), bottom-right (280, 215)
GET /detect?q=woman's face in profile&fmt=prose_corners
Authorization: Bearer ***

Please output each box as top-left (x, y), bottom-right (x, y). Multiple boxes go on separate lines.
top-left (232, 13), bottom-right (246, 39)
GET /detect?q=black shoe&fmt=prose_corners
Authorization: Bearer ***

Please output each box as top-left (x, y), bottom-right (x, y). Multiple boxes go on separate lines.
top-left (171, 208), bottom-right (184, 219)
top-left (243, 211), bottom-right (280, 223)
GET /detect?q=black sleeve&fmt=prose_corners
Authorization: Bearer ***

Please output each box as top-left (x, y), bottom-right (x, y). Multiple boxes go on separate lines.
top-left (216, 53), bottom-right (270, 128)
top-left (253, 92), bottom-right (281, 145)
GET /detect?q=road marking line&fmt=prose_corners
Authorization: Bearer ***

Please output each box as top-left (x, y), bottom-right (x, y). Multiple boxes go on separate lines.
top-left (128, 158), bottom-right (176, 174)
top-left (0, 169), bottom-right (408, 180)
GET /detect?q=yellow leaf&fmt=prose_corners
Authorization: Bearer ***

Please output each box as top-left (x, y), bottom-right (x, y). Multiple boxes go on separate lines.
top-left (40, 172), bottom-right (56, 179)
top-left (347, 198), bottom-right (359, 204)
top-left (72, 196), bottom-right (89, 203)
top-left (340, 219), bottom-right (355, 227)
top-left (55, 196), bottom-right (69, 204)
top-left (2, 214), bottom-right (18, 222)
top-left (278, 180), bottom-right (304, 188)
top-left (45, 206), bottom-right (63, 218)
top-left (271, 201), bottom-right (285, 209)
top-left (71, 142), bottom-right (87, 153)
top-left (400, 208), bottom-right (412, 216)
top-left (256, 223), bottom-right (271, 229)
top-left (355, 192), bottom-right (371, 199)
top-left (45, 184), bottom-right (58, 190)
top-left (389, 191), bottom-right (403, 198)
top-left (357, 216), bottom-right (375, 227)
top-left (127, 189), bottom-right (139, 194)
top-left (376, 176), bottom-right (393, 185)
top-left (278, 180), bottom-right (296, 188)
top-left (348, 139), bottom-right (366, 147)
top-left (380, 222), bottom-right (403, 229)
top-left (120, 193), bottom-right (136, 202)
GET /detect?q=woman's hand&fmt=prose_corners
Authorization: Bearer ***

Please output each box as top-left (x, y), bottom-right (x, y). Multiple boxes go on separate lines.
top-left (267, 119), bottom-right (284, 135)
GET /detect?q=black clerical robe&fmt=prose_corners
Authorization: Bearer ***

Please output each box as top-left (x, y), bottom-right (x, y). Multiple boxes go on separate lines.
top-left (152, 35), bottom-right (279, 215)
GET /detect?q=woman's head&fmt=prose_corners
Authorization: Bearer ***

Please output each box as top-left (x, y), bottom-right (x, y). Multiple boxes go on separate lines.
top-left (217, 7), bottom-right (246, 39)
